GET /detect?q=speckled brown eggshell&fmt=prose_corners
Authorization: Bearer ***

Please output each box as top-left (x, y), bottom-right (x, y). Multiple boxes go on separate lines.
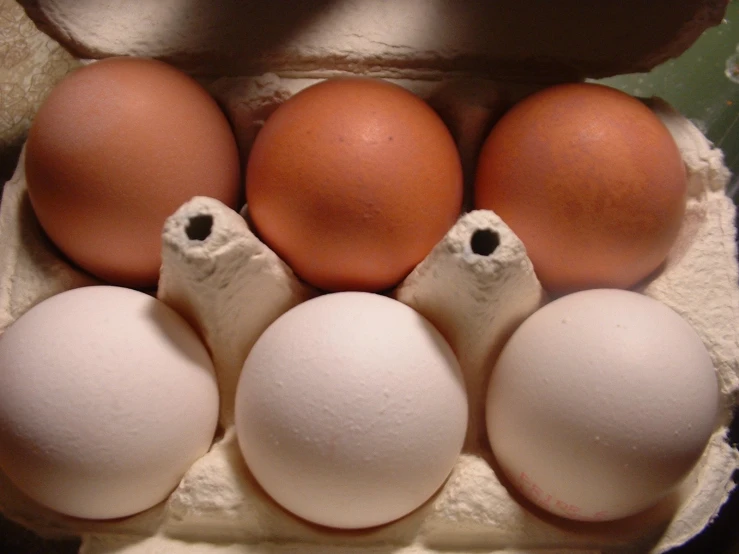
top-left (474, 82), bottom-right (687, 294)
top-left (245, 77), bottom-right (464, 293)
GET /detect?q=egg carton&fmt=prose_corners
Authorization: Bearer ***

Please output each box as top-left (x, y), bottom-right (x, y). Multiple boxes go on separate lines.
top-left (1, 74), bottom-right (738, 552)
top-left (1, 1), bottom-right (738, 552)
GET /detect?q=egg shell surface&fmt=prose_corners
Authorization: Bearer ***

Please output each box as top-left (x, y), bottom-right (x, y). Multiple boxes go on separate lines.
top-left (235, 291), bottom-right (468, 529)
top-left (486, 289), bottom-right (719, 522)
top-left (245, 77), bottom-right (464, 292)
top-left (474, 82), bottom-right (687, 293)
top-left (0, 286), bottom-right (220, 519)
top-left (24, 56), bottom-right (241, 287)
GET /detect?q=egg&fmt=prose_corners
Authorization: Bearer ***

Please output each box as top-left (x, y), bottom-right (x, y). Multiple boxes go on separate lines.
top-left (474, 82), bottom-right (687, 294)
top-left (245, 77), bottom-right (464, 292)
top-left (25, 57), bottom-right (241, 287)
top-left (0, 286), bottom-right (219, 519)
top-left (486, 289), bottom-right (719, 521)
top-left (234, 292), bottom-right (467, 529)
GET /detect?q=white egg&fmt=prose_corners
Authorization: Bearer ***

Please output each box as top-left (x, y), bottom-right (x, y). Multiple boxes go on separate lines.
top-left (486, 289), bottom-right (719, 522)
top-left (235, 292), bottom-right (467, 529)
top-left (0, 286), bottom-right (219, 519)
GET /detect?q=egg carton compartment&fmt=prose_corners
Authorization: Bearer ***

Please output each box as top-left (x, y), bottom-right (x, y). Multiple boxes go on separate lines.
top-left (0, 69), bottom-right (738, 553)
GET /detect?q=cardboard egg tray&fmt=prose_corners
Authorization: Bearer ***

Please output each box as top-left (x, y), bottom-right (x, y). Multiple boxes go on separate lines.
top-left (1, 1), bottom-right (738, 552)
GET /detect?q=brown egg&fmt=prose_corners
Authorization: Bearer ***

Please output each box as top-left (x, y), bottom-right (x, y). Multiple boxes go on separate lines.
top-left (25, 57), bottom-right (241, 287)
top-left (474, 82), bottom-right (687, 294)
top-left (246, 78), bottom-right (463, 292)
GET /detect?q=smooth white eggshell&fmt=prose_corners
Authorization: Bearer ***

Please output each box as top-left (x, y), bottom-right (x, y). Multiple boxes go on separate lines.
top-left (0, 286), bottom-right (219, 519)
top-left (235, 292), bottom-right (467, 529)
top-left (486, 289), bottom-right (719, 522)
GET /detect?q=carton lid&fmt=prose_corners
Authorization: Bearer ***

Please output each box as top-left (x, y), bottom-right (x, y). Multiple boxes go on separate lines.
top-left (19, 0), bottom-right (729, 81)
